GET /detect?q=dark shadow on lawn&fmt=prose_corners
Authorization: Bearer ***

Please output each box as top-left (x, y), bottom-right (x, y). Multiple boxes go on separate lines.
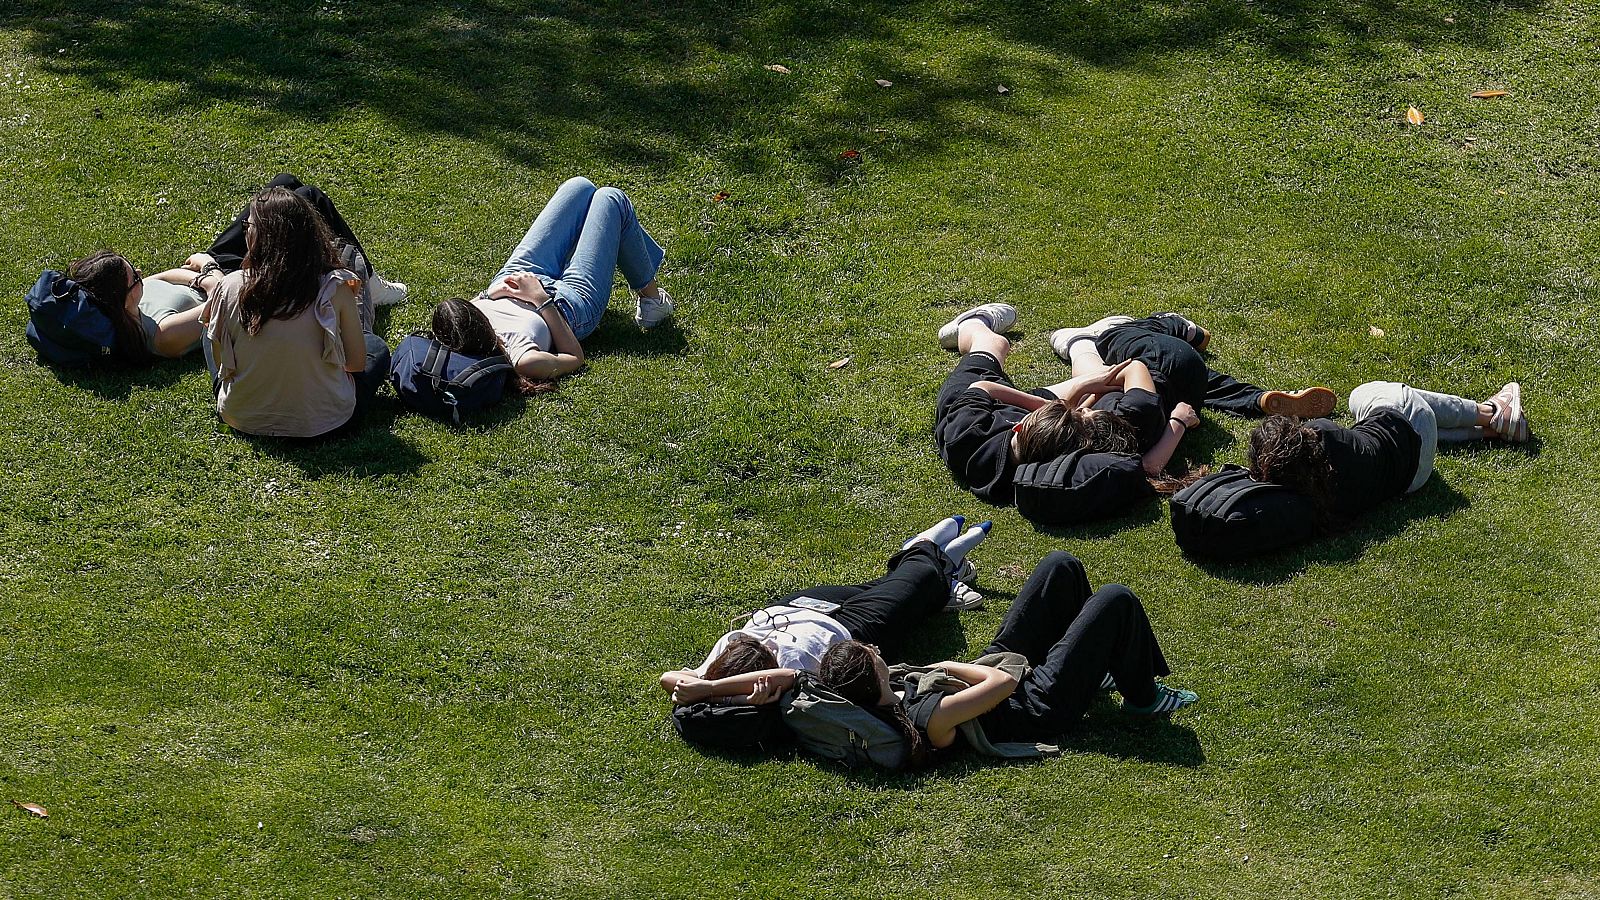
top-left (11, 0), bottom-right (1540, 175)
top-left (47, 355), bottom-right (199, 400)
top-left (240, 397), bottom-right (429, 477)
top-left (1191, 476), bottom-right (1471, 584)
top-left (585, 310), bottom-right (689, 361)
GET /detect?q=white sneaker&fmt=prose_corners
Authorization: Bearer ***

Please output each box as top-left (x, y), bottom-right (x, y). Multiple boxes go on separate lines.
top-left (938, 303), bottom-right (1018, 351)
top-left (635, 288), bottom-right (674, 329)
top-left (946, 579), bottom-right (985, 611)
top-left (1487, 382), bottom-right (1529, 442)
top-left (368, 274), bottom-right (409, 307)
top-left (1049, 315), bottom-right (1134, 362)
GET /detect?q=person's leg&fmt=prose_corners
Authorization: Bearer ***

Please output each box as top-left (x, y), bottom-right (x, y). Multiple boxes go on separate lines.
top-left (1408, 386), bottom-right (1489, 431)
top-left (350, 332), bottom-right (391, 422)
top-left (939, 304), bottom-right (1019, 352)
top-left (207, 173), bottom-right (303, 272)
top-left (292, 184), bottom-right (369, 269)
top-left (1095, 321), bottom-right (1211, 410)
top-left (492, 176), bottom-right (600, 283)
top-left (981, 551), bottom-right (1094, 665)
top-left (1202, 367), bottom-right (1270, 417)
top-left (1016, 584), bottom-right (1172, 731)
top-left (935, 347), bottom-right (1016, 421)
top-left (549, 186), bottom-right (665, 339)
top-left (1350, 380), bottom-right (1438, 493)
top-left (826, 542), bottom-right (952, 659)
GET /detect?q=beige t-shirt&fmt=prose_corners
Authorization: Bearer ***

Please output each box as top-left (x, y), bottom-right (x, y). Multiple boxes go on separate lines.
top-left (204, 270), bottom-right (360, 437)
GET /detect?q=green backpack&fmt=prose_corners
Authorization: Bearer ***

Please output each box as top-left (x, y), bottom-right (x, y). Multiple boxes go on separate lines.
top-left (780, 673), bottom-right (908, 769)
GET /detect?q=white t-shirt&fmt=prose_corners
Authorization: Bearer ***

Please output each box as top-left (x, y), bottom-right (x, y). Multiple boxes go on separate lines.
top-left (472, 290), bottom-right (552, 366)
top-left (693, 604), bottom-right (852, 675)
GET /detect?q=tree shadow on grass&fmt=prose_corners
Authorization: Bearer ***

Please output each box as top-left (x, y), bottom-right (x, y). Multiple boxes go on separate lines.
top-left (1190, 476), bottom-right (1471, 585)
top-left (11, 0), bottom-right (1541, 177)
top-left (239, 397), bottom-right (429, 477)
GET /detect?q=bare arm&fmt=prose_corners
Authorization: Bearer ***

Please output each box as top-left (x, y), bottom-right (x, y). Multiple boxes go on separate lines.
top-left (513, 302), bottom-right (585, 380)
top-left (1039, 359), bottom-right (1138, 407)
top-left (923, 660), bottom-right (1019, 749)
top-left (667, 668), bottom-right (799, 705)
top-left (150, 304), bottom-right (206, 358)
top-left (332, 281), bottom-right (366, 373)
top-left (969, 381), bottom-right (1053, 412)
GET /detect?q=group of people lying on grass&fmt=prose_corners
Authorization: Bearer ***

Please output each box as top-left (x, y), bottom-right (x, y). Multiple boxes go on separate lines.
top-left (933, 303), bottom-right (1531, 541)
top-left (660, 517), bottom-right (1195, 769)
top-left (37, 175), bottom-right (674, 438)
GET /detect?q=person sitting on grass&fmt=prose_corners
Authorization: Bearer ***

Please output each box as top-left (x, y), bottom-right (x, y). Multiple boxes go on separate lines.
top-left (934, 304), bottom-right (1331, 507)
top-left (200, 186), bottom-right (390, 439)
top-left (471, 176), bottom-right (675, 383)
top-left (697, 551), bottom-right (1198, 770)
top-left (55, 175), bottom-right (405, 368)
top-left (1247, 380), bottom-right (1530, 523)
top-left (660, 516), bottom-right (992, 704)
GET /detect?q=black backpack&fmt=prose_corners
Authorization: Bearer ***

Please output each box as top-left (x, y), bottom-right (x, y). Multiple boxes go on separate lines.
top-left (24, 270), bottom-right (117, 366)
top-left (671, 701), bottom-right (792, 753)
top-left (1169, 464), bottom-right (1318, 561)
top-left (389, 334), bottom-right (514, 424)
top-left (1013, 450), bottom-right (1153, 527)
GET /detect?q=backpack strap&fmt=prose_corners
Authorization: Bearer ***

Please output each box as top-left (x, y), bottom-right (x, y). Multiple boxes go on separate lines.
top-left (419, 338), bottom-right (451, 386)
top-left (447, 354), bottom-right (514, 390)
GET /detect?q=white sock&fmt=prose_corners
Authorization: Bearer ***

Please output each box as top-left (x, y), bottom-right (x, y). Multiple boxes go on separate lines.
top-left (941, 522), bottom-right (991, 568)
top-left (902, 515), bottom-right (964, 551)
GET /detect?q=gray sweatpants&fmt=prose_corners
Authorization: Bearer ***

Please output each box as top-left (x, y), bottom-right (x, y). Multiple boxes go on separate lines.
top-left (1349, 381), bottom-right (1480, 493)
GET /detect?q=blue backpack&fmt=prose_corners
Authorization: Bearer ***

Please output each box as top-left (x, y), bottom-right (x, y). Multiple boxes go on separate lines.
top-left (24, 270), bottom-right (117, 366)
top-left (389, 333), bottom-right (514, 424)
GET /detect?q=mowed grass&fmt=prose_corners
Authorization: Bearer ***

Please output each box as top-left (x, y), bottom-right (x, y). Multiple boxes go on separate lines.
top-left (1, 0), bottom-right (1598, 896)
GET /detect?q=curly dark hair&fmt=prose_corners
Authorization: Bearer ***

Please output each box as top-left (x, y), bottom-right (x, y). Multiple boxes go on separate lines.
top-left (238, 187), bottom-right (341, 334)
top-left (703, 634), bottom-right (779, 681)
top-left (67, 251), bottom-right (154, 366)
top-left (1247, 415), bottom-right (1335, 515)
top-left (1014, 401), bottom-right (1140, 463)
top-left (818, 641), bottom-right (928, 770)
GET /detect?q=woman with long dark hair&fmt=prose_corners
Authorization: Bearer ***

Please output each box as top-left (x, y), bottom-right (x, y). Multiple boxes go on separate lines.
top-left (57, 175), bottom-right (403, 369)
top-left (471, 176), bottom-right (674, 382)
top-left (704, 552), bottom-right (1198, 769)
top-left (659, 516), bottom-right (992, 705)
top-left (200, 186), bottom-right (390, 438)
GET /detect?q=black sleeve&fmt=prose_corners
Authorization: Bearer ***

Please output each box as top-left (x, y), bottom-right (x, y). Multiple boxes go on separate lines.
top-left (899, 682), bottom-right (944, 733)
top-left (1096, 388), bottom-right (1166, 453)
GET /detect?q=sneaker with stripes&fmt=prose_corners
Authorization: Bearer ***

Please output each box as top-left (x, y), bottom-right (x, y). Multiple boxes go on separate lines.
top-left (1123, 683), bottom-right (1199, 714)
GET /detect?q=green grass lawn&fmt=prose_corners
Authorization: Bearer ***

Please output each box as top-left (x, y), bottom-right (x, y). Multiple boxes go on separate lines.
top-left (2, 0), bottom-right (1598, 896)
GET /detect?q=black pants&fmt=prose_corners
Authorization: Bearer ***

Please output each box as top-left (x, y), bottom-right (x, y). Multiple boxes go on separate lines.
top-left (979, 551), bottom-right (1170, 739)
top-left (776, 541), bottom-right (951, 661)
top-left (935, 351), bottom-right (1057, 422)
top-left (1096, 316), bottom-right (1265, 417)
top-left (207, 173), bottom-right (371, 276)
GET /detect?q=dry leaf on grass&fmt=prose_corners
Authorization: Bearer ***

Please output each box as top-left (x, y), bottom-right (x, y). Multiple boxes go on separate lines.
top-left (763, 64), bottom-right (792, 75)
top-left (1406, 106), bottom-right (1424, 125)
top-left (1369, 326), bottom-right (1386, 338)
top-left (1471, 90), bottom-right (1509, 99)
top-left (996, 84), bottom-right (1012, 95)
top-left (713, 191), bottom-right (729, 202)
top-left (828, 357), bottom-right (852, 370)
top-left (11, 801), bottom-right (47, 818)
top-left (839, 149), bottom-right (861, 160)
top-left (875, 79), bottom-right (892, 88)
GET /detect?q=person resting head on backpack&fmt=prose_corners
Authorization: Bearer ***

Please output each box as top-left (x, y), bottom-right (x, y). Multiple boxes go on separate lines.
top-left (804, 551), bottom-right (1199, 770)
top-left (429, 298), bottom-right (553, 395)
top-left (61, 250), bottom-right (214, 364)
top-left (660, 515), bottom-right (994, 705)
top-left (933, 303), bottom-right (1207, 505)
top-left (1247, 380), bottom-right (1531, 525)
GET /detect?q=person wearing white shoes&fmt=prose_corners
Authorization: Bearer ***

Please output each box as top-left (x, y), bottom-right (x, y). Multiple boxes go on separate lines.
top-left (1247, 380), bottom-right (1531, 524)
top-left (660, 516), bottom-right (990, 704)
top-left (935, 304), bottom-right (1206, 507)
top-left (472, 176), bottom-right (673, 382)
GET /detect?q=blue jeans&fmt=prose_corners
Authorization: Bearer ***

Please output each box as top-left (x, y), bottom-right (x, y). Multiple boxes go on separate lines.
top-left (491, 176), bottom-right (665, 340)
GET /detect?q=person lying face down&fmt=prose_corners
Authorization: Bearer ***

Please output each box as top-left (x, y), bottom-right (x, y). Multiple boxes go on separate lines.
top-left (659, 516), bottom-right (993, 704)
